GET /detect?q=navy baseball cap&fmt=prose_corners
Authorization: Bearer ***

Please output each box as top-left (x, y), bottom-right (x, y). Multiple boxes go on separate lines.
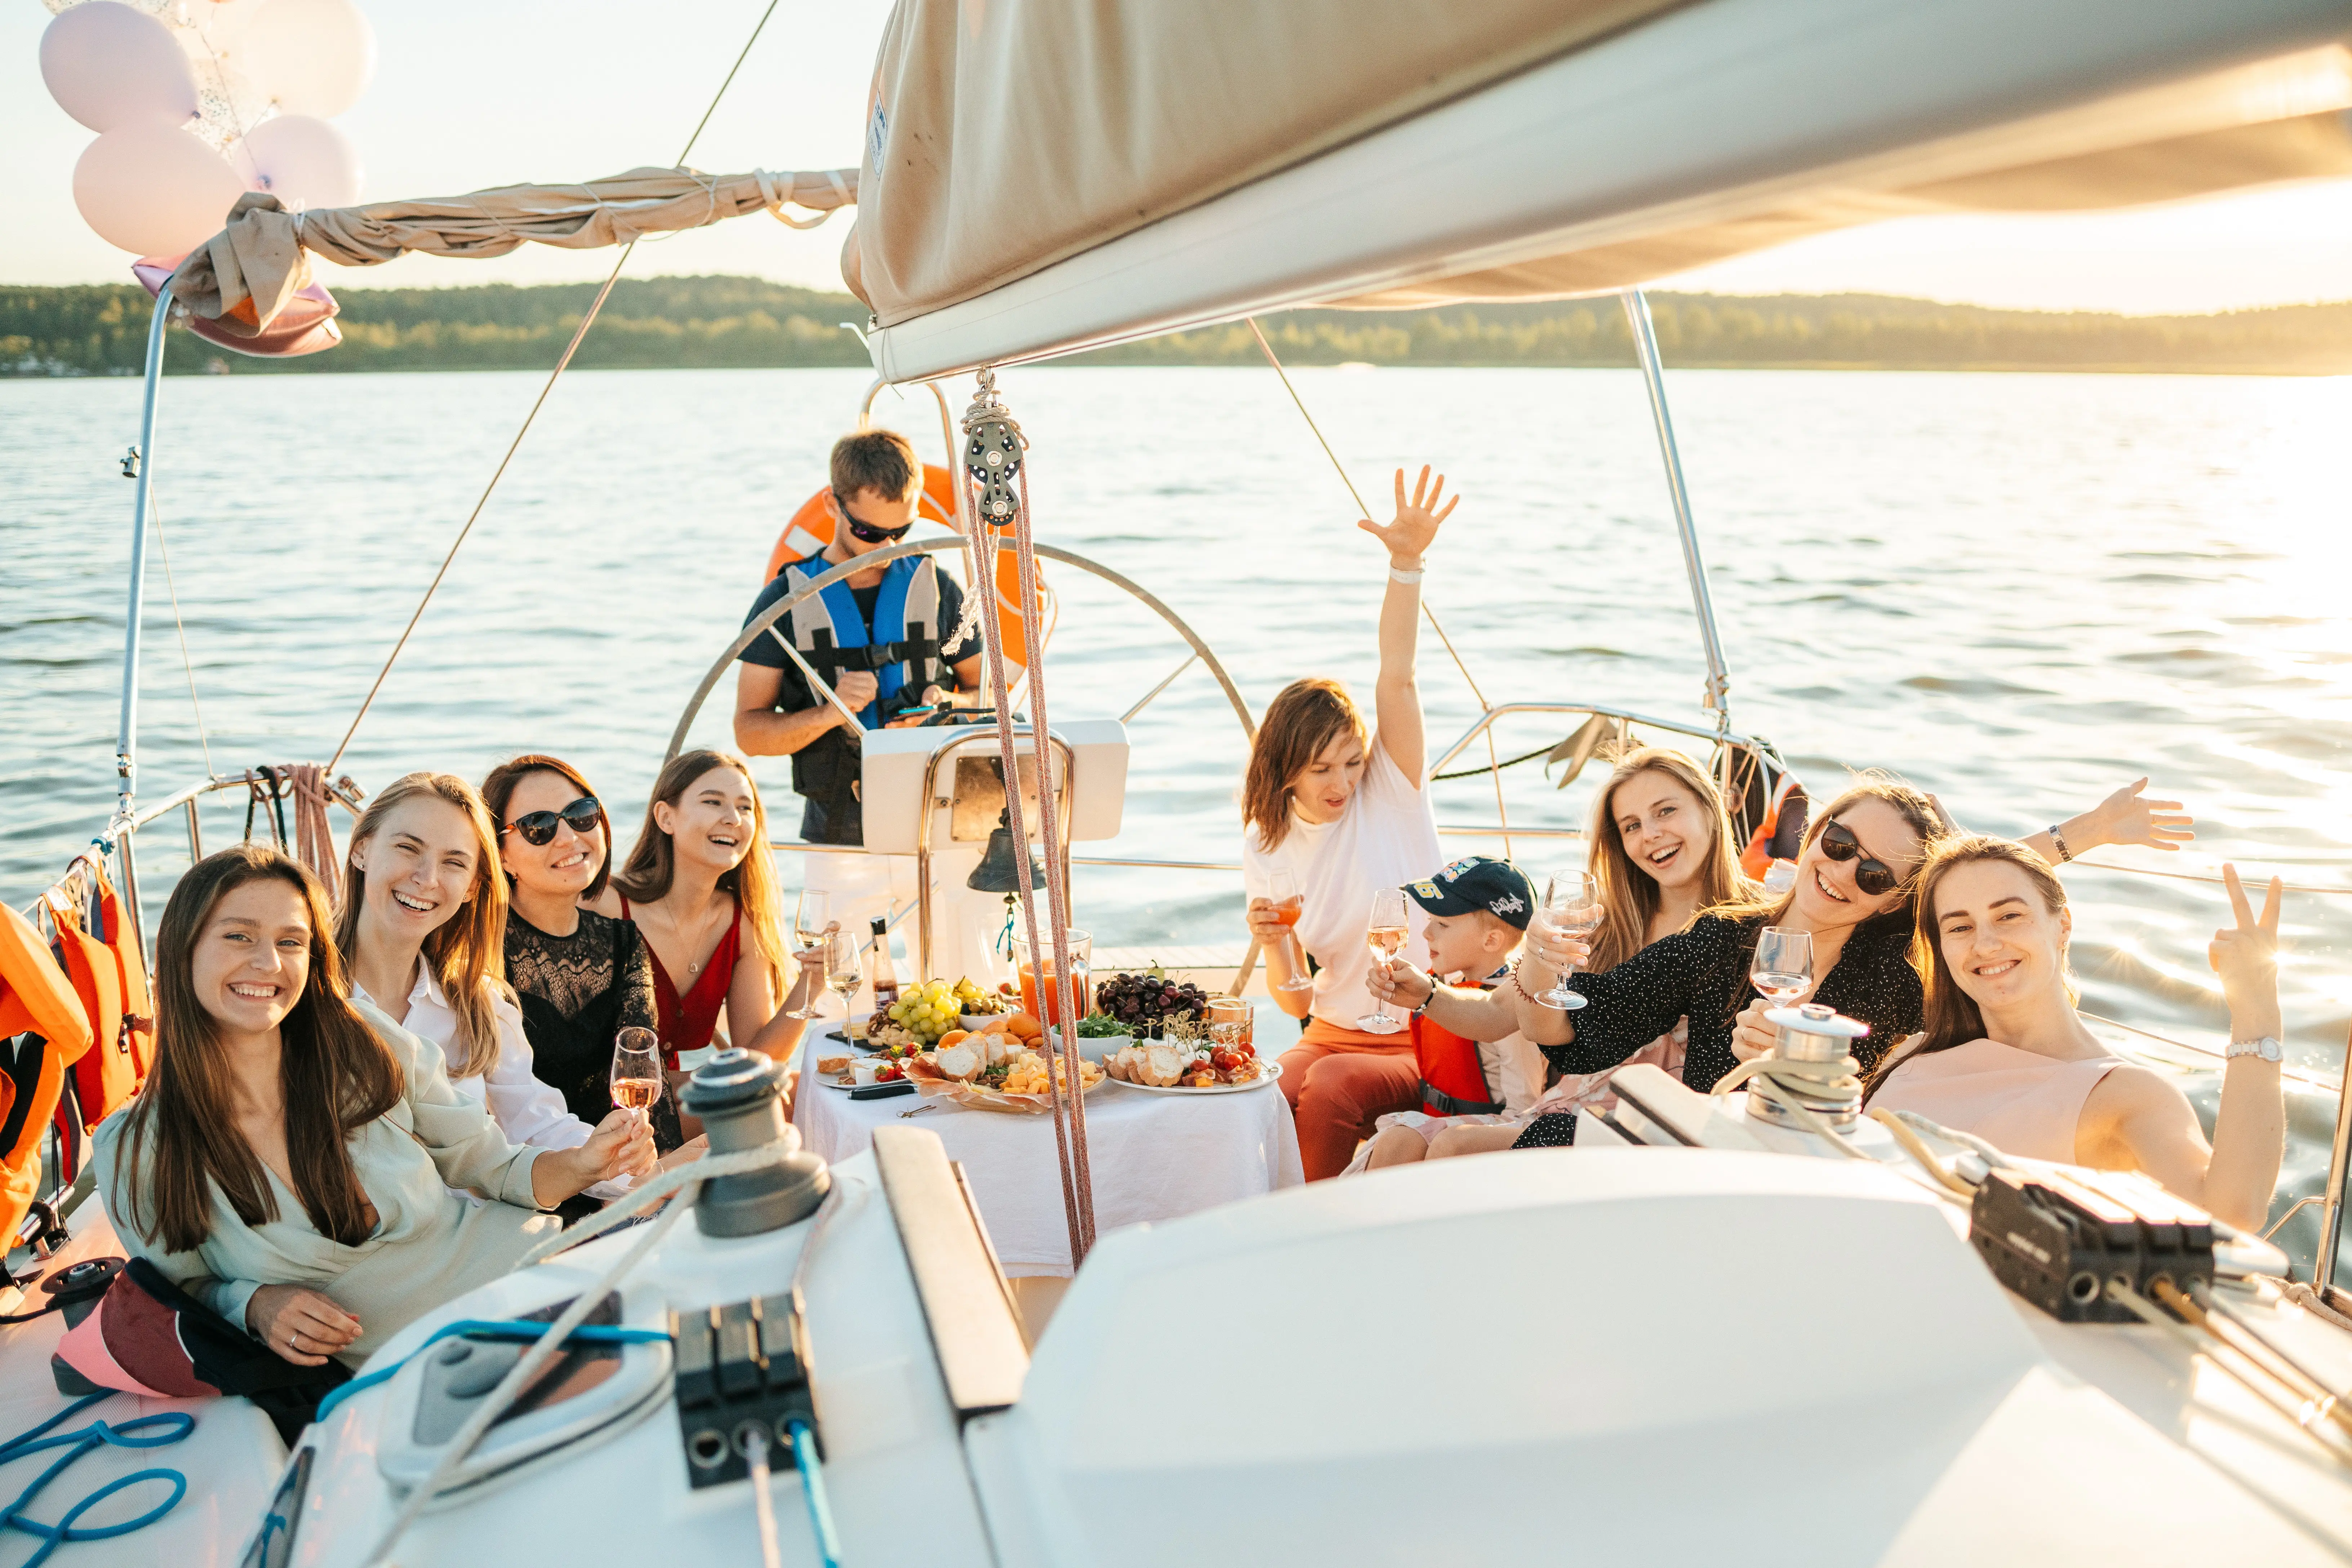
top-left (1403, 856), bottom-right (1536, 930)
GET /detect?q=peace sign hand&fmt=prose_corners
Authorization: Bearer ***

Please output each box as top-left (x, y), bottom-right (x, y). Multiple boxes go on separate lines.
top-left (1357, 465), bottom-right (1460, 566)
top-left (2209, 863), bottom-right (2282, 1018)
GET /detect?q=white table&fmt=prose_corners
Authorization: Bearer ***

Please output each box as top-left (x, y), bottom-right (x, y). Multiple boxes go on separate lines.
top-left (793, 1036), bottom-right (1304, 1277)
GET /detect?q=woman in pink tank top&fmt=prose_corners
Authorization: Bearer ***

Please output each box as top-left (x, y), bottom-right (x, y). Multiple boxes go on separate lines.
top-left (1868, 837), bottom-right (2285, 1231)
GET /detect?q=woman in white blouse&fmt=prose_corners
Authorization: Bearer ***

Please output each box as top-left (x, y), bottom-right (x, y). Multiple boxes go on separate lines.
top-left (335, 771), bottom-right (670, 1199)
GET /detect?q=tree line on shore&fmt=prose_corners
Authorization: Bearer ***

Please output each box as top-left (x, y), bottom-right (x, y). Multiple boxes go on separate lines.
top-left (5, 273), bottom-right (2347, 377)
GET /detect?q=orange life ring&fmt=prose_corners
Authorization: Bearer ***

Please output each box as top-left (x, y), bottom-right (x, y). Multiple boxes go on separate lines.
top-left (760, 463), bottom-right (1048, 677)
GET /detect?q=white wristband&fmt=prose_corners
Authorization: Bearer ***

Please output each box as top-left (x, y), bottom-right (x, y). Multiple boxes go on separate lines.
top-left (1388, 565), bottom-right (1424, 585)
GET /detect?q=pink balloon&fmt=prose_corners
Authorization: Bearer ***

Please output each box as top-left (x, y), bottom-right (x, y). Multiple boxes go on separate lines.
top-left (240, 114), bottom-right (361, 210)
top-left (40, 1), bottom-right (201, 133)
top-left (73, 124), bottom-right (249, 257)
top-left (241, 0), bottom-right (377, 118)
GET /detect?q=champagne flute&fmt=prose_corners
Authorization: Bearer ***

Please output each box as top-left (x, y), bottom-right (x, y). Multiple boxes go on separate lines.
top-left (1268, 867), bottom-right (1314, 994)
top-left (1750, 927), bottom-right (1815, 1013)
top-left (825, 928), bottom-right (864, 1021)
top-left (1536, 872), bottom-right (1603, 1010)
top-left (611, 1026), bottom-right (664, 1129)
top-left (1356, 887), bottom-right (1411, 1035)
top-left (786, 890), bottom-right (831, 1020)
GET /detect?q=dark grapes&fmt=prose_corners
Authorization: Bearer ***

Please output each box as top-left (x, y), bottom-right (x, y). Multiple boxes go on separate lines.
top-left (1095, 970), bottom-right (1211, 1037)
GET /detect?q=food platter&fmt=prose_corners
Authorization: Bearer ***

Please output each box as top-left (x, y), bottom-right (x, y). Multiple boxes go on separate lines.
top-left (1113, 1061), bottom-right (1283, 1097)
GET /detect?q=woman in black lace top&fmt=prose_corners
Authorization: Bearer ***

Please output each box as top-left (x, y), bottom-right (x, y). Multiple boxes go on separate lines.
top-left (485, 755), bottom-right (685, 1154)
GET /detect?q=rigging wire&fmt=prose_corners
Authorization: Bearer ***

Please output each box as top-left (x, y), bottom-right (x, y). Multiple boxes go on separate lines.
top-left (326, 0), bottom-right (786, 773)
top-left (1243, 316), bottom-right (1513, 856)
top-left (142, 484), bottom-right (214, 778)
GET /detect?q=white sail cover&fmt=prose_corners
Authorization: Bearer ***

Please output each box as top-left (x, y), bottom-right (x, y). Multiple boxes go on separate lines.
top-left (846, 0), bottom-right (2352, 376)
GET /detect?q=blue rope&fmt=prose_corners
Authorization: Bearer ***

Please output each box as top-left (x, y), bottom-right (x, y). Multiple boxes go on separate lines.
top-left (788, 1418), bottom-right (841, 1568)
top-left (312, 1318), bottom-right (669, 1426)
top-left (0, 1391), bottom-right (193, 1568)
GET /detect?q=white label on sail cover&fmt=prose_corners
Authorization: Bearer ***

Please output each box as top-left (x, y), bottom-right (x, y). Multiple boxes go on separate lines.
top-left (868, 102), bottom-right (888, 176)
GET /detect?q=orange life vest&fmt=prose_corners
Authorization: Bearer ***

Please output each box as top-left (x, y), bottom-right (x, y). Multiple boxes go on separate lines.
top-left (0, 900), bottom-right (85, 1247)
top-left (1739, 771), bottom-right (1809, 880)
top-left (49, 875), bottom-right (146, 1132)
top-left (1412, 1012), bottom-right (1504, 1118)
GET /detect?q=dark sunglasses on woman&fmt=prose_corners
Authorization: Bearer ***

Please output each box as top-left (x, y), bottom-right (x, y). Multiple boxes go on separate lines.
top-left (835, 491), bottom-right (915, 545)
top-left (1818, 818), bottom-right (1904, 897)
top-left (501, 796), bottom-right (603, 847)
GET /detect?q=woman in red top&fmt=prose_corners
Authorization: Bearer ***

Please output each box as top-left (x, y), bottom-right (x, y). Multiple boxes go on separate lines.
top-left (598, 750), bottom-right (818, 1077)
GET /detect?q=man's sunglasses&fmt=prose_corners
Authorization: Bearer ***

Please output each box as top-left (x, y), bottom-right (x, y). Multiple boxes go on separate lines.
top-left (501, 796), bottom-right (603, 847)
top-left (836, 493), bottom-right (914, 545)
top-left (1818, 818), bottom-right (1905, 897)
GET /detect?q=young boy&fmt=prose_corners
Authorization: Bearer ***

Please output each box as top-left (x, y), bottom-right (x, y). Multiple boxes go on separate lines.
top-left (1351, 856), bottom-right (1548, 1171)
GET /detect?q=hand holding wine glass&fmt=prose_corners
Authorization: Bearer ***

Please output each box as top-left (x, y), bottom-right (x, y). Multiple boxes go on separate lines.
top-left (1536, 872), bottom-right (1603, 1010)
top-left (1356, 887), bottom-right (1411, 1034)
top-left (1750, 926), bottom-right (1814, 1008)
top-left (1268, 867), bottom-right (1314, 994)
top-left (610, 1026), bottom-right (664, 1127)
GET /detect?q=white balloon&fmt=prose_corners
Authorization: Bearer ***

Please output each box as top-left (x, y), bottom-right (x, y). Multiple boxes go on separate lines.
top-left (238, 114), bottom-right (360, 210)
top-left (40, 1), bottom-right (200, 133)
top-left (72, 123), bottom-right (249, 257)
top-left (240, 0), bottom-right (376, 118)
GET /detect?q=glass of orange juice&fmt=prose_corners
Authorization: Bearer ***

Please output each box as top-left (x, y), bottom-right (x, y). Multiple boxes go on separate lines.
top-left (1011, 928), bottom-right (1093, 1027)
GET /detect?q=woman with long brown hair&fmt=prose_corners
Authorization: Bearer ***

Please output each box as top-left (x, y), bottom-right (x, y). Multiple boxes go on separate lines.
top-left (594, 748), bottom-right (819, 1066)
top-left (1371, 747), bottom-right (1751, 1162)
top-left (337, 772), bottom-right (650, 1197)
top-left (482, 754), bottom-right (684, 1153)
top-left (1238, 465), bottom-right (1458, 1180)
top-left (1867, 837), bottom-right (2284, 1231)
top-left (94, 845), bottom-right (648, 1368)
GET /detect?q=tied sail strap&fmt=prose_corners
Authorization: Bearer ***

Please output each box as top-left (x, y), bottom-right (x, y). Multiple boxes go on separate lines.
top-left (755, 168), bottom-right (850, 230)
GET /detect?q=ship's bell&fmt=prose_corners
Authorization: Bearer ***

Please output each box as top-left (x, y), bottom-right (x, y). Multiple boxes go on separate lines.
top-left (967, 806), bottom-right (1045, 892)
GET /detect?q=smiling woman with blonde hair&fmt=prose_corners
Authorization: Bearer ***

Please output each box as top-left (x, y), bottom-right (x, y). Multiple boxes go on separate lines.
top-left (336, 771), bottom-right (652, 1197)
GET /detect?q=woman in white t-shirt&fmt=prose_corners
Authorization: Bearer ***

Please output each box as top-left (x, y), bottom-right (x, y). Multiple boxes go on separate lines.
top-left (1242, 465), bottom-right (1456, 1180)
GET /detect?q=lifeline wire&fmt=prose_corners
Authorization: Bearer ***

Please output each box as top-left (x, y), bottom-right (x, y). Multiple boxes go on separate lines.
top-left (1243, 317), bottom-right (1513, 857)
top-left (328, 0), bottom-right (786, 773)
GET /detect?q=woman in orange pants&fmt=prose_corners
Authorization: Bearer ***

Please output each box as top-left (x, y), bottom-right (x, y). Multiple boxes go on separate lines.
top-left (1240, 466), bottom-right (1458, 1179)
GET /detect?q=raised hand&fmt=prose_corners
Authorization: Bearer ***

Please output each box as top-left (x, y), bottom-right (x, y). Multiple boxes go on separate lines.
top-left (2209, 862), bottom-right (2282, 1016)
top-left (1356, 465), bottom-right (1460, 566)
top-left (2086, 777), bottom-right (2195, 853)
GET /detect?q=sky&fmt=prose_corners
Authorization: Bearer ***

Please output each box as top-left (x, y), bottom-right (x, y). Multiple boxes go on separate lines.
top-left (7, 0), bottom-right (2352, 315)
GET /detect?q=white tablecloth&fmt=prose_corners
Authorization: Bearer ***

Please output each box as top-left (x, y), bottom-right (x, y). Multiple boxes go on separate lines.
top-left (793, 1036), bottom-right (1304, 1276)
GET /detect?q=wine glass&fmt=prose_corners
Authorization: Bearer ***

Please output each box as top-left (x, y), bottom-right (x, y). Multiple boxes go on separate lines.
top-left (786, 890), bottom-right (831, 1020)
top-left (1536, 872), bottom-right (1603, 1010)
top-left (1750, 927), bottom-right (1814, 1014)
top-left (610, 1026), bottom-right (664, 1127)
top-left (1268, 867), bottom-right (1314, 994)
top-left (1356, 887), bottom-right (1411, 1035)
top-left (825, 928), bottom-right (864, 1020)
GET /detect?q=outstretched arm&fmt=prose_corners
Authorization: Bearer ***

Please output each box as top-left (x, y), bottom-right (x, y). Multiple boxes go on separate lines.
top-left (2022, 778), bottom-right (2195, 861)
top-left (1357, 466), bottom-right (1459, 788)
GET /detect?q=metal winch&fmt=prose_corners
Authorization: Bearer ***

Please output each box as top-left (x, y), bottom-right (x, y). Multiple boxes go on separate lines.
top-left (1743, 1002), bottom-right (1869, 1132)
top-left (680, 1049), bottom-right (830, 1237)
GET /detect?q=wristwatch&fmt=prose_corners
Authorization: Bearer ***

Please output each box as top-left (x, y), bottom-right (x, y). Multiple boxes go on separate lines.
top-left (2226, 1035), bottom-right (2283, 1063)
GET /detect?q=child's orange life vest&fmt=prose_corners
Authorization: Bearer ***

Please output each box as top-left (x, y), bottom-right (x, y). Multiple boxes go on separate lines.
top-left (1412, 1012), bottom-right (1505, 1118)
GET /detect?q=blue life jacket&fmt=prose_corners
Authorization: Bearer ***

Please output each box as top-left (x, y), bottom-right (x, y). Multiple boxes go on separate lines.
top-left (774, 551), bottom-right (945, 728)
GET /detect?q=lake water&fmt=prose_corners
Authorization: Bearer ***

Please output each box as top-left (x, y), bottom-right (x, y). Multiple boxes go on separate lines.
top-left (7, 364), bottom-right (2352, 1245)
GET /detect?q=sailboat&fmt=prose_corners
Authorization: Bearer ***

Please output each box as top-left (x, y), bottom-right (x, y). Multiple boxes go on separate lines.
top-left (10, 1), bottom-right (2352, 1563)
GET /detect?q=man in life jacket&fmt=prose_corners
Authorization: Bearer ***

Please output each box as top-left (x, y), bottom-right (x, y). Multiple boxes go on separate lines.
top-left (1396, 857), bottom-right (1548, 1123)
top-left (733, 429), bottom-right (984, 847)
